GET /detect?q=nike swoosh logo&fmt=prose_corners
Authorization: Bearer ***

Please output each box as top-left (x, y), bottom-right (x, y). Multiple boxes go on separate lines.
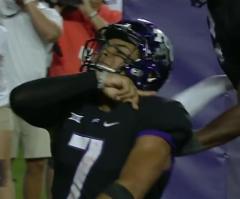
top-left (147, 77), bottom-right (157, 82)
top-left (103, 122), bottom-right (120, 127)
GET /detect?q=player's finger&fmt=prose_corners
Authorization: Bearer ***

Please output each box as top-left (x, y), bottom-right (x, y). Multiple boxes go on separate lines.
top-left (130, 95), bottom-right (139, 110)
top-left (103, 87), bottom-right (121, 101)
top-left (123, 97), bottom-right (139, 110)
top-left (114, 80), bottom-right (131, 96)
top-left (117, 86), bottom-right (137, 101)
top-left (138, 90), bottom-right (157, 96)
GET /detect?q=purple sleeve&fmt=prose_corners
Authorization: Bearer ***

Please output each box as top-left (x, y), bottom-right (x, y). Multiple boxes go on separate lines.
top-left (137, 129), bottom-right (176, 150)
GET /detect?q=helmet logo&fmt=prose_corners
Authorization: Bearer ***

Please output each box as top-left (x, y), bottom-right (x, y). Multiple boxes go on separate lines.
top-left (153, 29), bottom-right (164, 42)
top-left (130, 68), bottom-right (143, 77)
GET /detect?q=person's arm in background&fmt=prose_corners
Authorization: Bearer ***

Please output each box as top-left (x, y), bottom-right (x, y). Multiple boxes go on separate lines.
top-left (194, 105), bottom-right (240, 150)
top-left (78, 0), bottom-right (121, 30)
top-left (178, 104), bottom-right (240, 156)
top-left (188, 1), bottom-right (240, 155)
top-left (173, 75), bottom-right (240, 156)
top-left (18, 0), bottom-right (62, 42)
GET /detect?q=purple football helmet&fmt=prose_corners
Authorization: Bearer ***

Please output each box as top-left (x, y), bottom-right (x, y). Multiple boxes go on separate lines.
top-left (82, 19), bottom-right (173, 91)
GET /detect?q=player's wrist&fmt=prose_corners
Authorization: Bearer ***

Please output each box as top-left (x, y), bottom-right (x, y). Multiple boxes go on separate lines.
top-left (103, 182), bottom-right (134, 199)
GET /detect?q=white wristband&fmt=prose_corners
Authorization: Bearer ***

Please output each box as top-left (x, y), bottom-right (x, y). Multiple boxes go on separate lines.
top-left (23, 0), bottom-right (36, 5)
top-left (96, 71), bottom-right (109, 89)
top-left (88, 11), bottom-right (98, 19)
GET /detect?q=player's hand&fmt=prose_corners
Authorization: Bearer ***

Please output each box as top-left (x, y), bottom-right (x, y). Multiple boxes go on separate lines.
top-left (98, 72), bottom-right (157, 110)
top-left (102, 73), bottom-right (140, 110)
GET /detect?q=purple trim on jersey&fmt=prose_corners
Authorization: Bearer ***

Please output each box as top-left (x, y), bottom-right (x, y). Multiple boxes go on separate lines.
top-left (137, 130), bottom-right (176, 149)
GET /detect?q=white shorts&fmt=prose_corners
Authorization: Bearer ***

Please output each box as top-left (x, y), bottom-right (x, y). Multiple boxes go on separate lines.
top-left (0, 106), bottom-right (51, 159)
top-left (0, 106), bottom-right (12, 159)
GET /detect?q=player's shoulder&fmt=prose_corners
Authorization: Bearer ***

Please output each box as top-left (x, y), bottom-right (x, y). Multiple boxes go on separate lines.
top-left (139, 95), bottom-right (186, 112)
top-left (138, 95), bottom-right (191, 128)
top-left (138, 96), bottom-right (192, 152)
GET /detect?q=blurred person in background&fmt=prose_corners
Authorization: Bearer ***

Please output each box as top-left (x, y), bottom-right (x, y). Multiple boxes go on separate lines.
top-left (0, 0), bottom-right (62, 198)
top-left (191, 0), bottom-right (240, 99)
top-left (187, 0), bottom-right (240, 152)
top-left (0, 20), bottom-right (14, 199)
top-left (47, 0), bottom-right (122, 76)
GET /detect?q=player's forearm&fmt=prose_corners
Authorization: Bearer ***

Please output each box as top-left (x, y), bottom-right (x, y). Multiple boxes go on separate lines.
top-left (10, 72), bottom-right (98, 114)
top-left (10, 72), bottom-right (99, 128)
top-left (195, 105), bottom-right (240, 149)
top-left (25, 1), bottom-right (61, 42)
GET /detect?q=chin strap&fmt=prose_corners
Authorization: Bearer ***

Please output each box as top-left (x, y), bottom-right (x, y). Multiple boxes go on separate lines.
top-left (86, 63), bottom-right (118, 73)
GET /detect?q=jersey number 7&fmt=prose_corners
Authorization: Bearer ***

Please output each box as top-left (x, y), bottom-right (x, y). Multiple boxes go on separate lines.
top-left (67, 134), bottom-right (104, 199)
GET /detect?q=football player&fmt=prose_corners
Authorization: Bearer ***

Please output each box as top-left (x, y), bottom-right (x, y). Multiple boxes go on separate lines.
top-left (10, 19), bottom-right (240, 199)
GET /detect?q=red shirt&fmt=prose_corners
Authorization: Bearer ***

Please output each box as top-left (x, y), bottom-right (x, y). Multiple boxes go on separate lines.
top-left (48, 5), bottom-right (122, 77)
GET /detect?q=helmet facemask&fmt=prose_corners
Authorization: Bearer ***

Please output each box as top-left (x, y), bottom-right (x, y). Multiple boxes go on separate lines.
top-left (82, 26), bottom-right (141, 74)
